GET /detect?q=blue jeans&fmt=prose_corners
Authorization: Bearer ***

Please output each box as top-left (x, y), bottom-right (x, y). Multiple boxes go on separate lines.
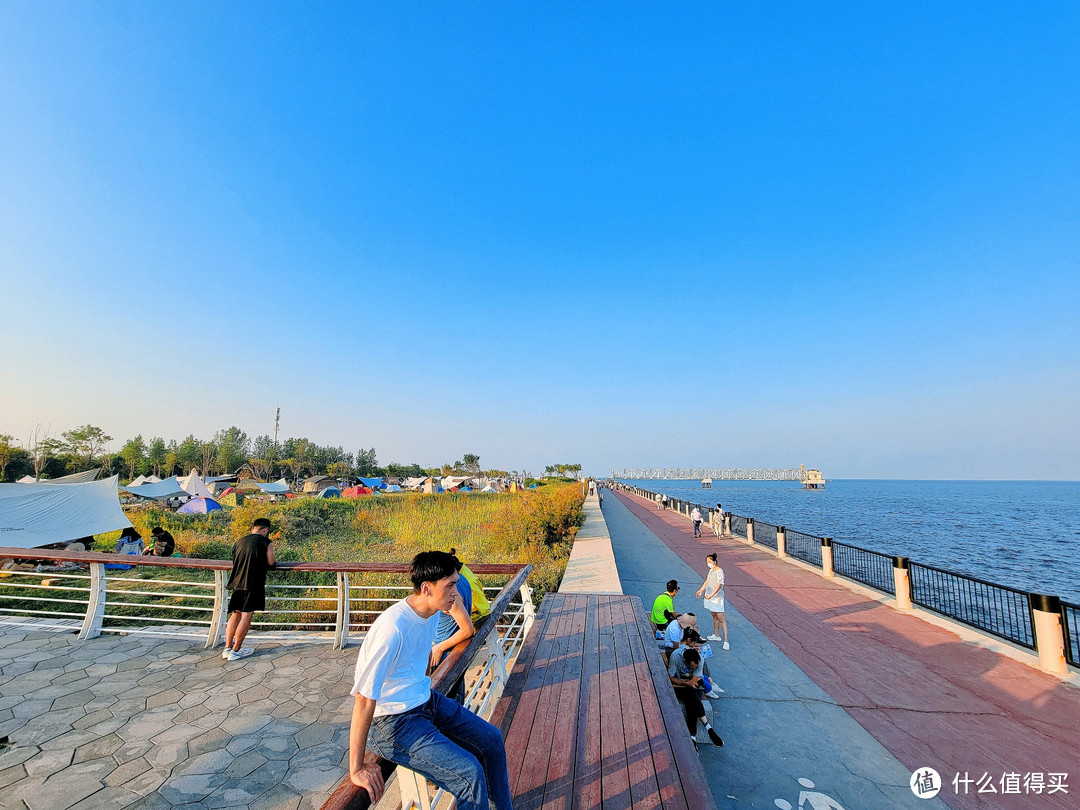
top-left (367, 690), bottom-right (514, 810)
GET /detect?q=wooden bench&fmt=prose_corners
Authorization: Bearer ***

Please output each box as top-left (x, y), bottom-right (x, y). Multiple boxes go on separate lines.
top-left (491, 593), bottom-right (717, 810)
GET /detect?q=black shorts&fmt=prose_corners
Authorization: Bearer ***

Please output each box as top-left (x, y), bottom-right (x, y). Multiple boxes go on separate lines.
top-left (228, 589), bottom-right (265, 614)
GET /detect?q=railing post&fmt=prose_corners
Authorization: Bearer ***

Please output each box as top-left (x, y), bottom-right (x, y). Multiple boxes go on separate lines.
top-left (724, 513), bottom-right (731, 536)
top-left (518, 581), bottom-right (536, 640)
top-left (397, 767), bottom-right (433, 810)
top-left (893, 557), bottom-right (912, 611)
top-left (1029, 594), bottom-right (1068, 674)
top-left (333, 572), bottom-right (350, 650)
top-left (206, 569), bottom-right (228, 649)
top-left (746, 517), bottom-right (755, 545)
top-left (78, 563), bottom-right (106, 641)
top-left (821, 538), bottom-right (834, 576)
top-left (776, 526), bottom-right (787, 558)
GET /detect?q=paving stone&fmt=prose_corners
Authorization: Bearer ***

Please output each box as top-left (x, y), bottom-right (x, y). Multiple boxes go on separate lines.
top-left (51, 688), bottom-right (95, 711)
top-left (126, 787), bottom-right (173, 809)
top-left (9, 699), bottom-right (53, 720)
top-left (294, 723), bottom-right (334, 750)
top-left (40, 728), bottom-right (100, 752)
top-left (112, 740), bottom-right (153, 765)
top-left (225, 749), bottom-right (268, 778)
top-left (67, 784), bottom-right (140, 810)
top-left (172, 747), bottom-right (234, 776)
top-left (0, 744), bottom-right (40, 769)
top-left (144, 692), bottom-right (179, 711)
top-left (123, 765), bottom-right (171, 796)
top-left (255, 734), bottom-right (300, 761)
top-left (104, 756), bottom-right (152, 787)
top-left (144, 741), bottom-right (188, 769)
top-left (0, 773), bottom-right (44, 808)
top-left (156, 771), bottom-right (229, 804)
top-left (29, 757), bottom-right (114, 809)
top-left (115, 656), bottom-right (152, 673)
top-left (203, 694), bottom-right (240, 713)
top-left (283, 763), bottom-right (342, 794)
top-left (0, 762), bottom-right (26, 790)
top-left (187, 727), bottom-right (231, 757)
top-left (84, 664), bottom-right (118, 678)
top-left (250, 783), bottom-right (303, 810)
top-left (235, 757), bottom-right (291, 797)
top-left (225, 734), bottom-right (261, 756)
top-left (108, 698), bottom-right (148, 720)
top-left (219, 712), bottom-right (272, 736)
top-left (73, 733), bottom-right (124, 763)
top-left (72, 707), bottom-right (113, 730)
top-left (150, 724), bottom-right (204, 746)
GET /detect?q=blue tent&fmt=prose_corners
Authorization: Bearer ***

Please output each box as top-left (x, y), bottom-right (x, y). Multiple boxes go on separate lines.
top-left (318, 486), bottom-right (342, 498)
top-left (177, 496), bottom-right (223, 514)
top-left (359, 477), bottom-right (384, 489)
top-left (460, 486), bottom-right (472, 492)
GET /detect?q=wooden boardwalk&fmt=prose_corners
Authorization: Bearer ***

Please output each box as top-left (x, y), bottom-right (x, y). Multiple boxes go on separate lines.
top-left (492, 593), bottom-right (716, 810)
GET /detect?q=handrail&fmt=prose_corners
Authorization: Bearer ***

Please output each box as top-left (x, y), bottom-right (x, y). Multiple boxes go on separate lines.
top-left (320, 565), bottom-right (533, 810)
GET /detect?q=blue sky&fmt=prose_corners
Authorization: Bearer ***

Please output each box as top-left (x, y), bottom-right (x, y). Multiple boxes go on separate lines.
top-left (1, 2), bottom-right (1078, 479)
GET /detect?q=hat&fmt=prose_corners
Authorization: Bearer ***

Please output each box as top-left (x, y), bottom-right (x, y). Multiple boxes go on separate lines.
top-left (677, 613), bottom-right (698, 629)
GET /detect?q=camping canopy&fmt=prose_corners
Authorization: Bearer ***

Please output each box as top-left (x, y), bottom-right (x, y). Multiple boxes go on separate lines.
top-left (120, 476), bottom-right (188, 500)
top-left (359, 477), bottom-right (384, 489)
top-left (177, 496), bottom-right (223, 514)
top-left (257, 479), bottom-right (290, 495)
top-left (180, 470), bottom-right (215, 499)
top-left (0, 476), bottom-right (132, 548)
top-left (17, 468), bottom-right (102, 485)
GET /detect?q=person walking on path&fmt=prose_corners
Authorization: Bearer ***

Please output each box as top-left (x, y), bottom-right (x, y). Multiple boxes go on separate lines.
top-left (650, 579), bottom-right (682, 631)
top-left (222, 517), bottom-right (275, 661)
top-left (348, 550), bottom-right (514, 810)
top-left (691, 506), bottom-right (703, 538)
top-left (712, 503), bottom-right (725, 538)
top-left (661, 493), bottom-right (669, 511)
top-left (667, 648), bottom-right (723, 747)
top-left (696, 553), bottom-right (729, 649)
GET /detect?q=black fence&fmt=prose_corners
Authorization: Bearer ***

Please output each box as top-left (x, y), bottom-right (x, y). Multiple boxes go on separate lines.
top-left (1063, 602), bottom-right (1080, 667)
top-left (754, 522), bottom-right (778, 551)
top-left (785, 529), bottom-right (823, 567)
top-left (831, 541), bottom-right (896, 595)
top-left (729, 514), bottom-right (748, 538)
top-left (909, 563), bottom-right (1035, 649)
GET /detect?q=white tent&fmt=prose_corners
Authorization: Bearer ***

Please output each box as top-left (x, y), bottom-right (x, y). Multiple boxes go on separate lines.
top-left (0, 476), bottom-right (132, 549)
top-left (256, 479), bottom-right (290, 495)
top-left (179, 470), bottom-right (214, 499)
top-left (403, 477), bottom-right (427, 491)
top-left (120, 476), bottom-right (188, 500)
top-left (17, 468), bottom-right (102, 485)
top-left (128, 474), bottom-right (164, 487)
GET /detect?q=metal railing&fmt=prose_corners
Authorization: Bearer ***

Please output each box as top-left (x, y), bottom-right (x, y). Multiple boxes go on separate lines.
top-left (754, 522), bottom-right (778, 551)
top-left (909, 562), bottom-right (1035, 649)
top-left (784, 529), bottom-right (823, 567)
top-left (1060, 601), bottom-right (1079, 667)
top-left (831, 541), bottom-right (896, 595)
top-left (729, 514), bottom-right (748, 538)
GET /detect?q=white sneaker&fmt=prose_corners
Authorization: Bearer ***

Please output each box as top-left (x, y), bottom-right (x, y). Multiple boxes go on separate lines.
top-left (227, 647), bottom-right (254, 660)
top-left (707, 634), bottom-right (722, 642)
top-left (722, 642), bottom-right (730, 651)
top-left (707, 688), bottom-right (724, 698)
top-left (221, 648), bottom-right (232, 659)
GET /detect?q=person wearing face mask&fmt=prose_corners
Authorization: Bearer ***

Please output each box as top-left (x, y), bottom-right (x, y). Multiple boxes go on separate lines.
top-left (695, 553), bottom-right (730, 649)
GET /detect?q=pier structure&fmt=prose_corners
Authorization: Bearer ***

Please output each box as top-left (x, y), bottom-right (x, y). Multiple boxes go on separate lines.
top-left (612, 467), bottom-right (819, 481)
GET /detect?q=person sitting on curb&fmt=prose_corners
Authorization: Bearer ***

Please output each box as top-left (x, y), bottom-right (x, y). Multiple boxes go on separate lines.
top-left (222, 517), bottom-right (275, 661)
top-left (650, 580), bottom-right (681, 631)
top-left (668, 648), bottom-right (723, 748)
top-left (664, 612), bottom-right (699, 656)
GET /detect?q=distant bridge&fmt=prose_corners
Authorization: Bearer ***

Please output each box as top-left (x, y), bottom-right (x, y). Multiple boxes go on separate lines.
top-left (611, 468), bottom-right (812, 481)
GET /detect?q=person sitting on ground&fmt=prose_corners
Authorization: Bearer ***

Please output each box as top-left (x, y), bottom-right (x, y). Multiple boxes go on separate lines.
top-left (431, 549), bottom-right (476, 667)
top-left (669, 644), bottom-right (722, 700)
top-left (221, 517), bottom-right (275, 661)
top-left (348, 550), bottom-right (514, 809)
top-left (650, 580), bottom-right (681, 631)
top-left (114, 527), bottom-right (144, 555)
top-left (664, 612), bottom-right (699, 655)
top-left (668, 648), bottom-right (723, 748)
top-left (143, 527), bottom-right (175, 557)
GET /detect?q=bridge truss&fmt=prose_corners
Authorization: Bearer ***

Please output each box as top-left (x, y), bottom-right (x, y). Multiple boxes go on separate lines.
top-left (610, 468), bottom-right (808, 481)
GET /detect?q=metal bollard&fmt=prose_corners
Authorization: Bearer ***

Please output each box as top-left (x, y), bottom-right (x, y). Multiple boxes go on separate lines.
top-left (1029, 594), bottom-right (1068, 674)
top-left (821, 537), bottom-right (834, 576)
top-left (893, 556), bottom-right (912, 610)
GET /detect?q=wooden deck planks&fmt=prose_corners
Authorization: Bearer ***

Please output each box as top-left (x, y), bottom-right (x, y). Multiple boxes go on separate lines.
top-left (498, 593), bottom-right (716, 810)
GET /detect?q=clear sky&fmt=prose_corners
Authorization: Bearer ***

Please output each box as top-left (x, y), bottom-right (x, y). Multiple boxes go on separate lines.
top-left (1, 2), bottom-right (1078, 479)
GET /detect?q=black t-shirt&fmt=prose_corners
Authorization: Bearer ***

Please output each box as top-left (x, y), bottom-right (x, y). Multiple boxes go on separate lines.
top-left (153, 531), bottom-right (175, 556)
top-left (227, 533), bottom-right (271, 591)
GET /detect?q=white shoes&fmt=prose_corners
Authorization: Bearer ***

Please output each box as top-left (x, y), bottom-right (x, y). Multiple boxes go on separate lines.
top-left (225, 647), bottom-right (254, 661)
top-left (722, 642), bottom-right (730, 651)
top-left (707, 634), bottom-right (722, 642)
top-left (706, 687), bottom-right (724, 699)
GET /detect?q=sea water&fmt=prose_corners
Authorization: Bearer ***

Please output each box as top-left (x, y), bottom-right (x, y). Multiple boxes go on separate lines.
top-left (616, 479), bottom-right (1080, 604)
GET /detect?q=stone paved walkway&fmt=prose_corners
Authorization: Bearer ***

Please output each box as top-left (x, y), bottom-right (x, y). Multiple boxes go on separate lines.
top-left (0, 625), bottom-right (355, 810)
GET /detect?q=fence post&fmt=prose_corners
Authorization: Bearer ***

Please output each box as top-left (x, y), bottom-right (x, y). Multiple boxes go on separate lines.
top-left (333, 572), bottom-right (350, 650)
top-left (821, 538), bottom-right (834, 577)
top-left (776, 526), bottom-right (787, 558)
top-left (519, 581), bottom-right (537, 639)
top-left (397, 767), bottom-right (433, 810)
top-left (746, 517), bottom-right (755, 545)
top-left (892, 557), bottom-right (912, 610)
top-left (1029, 594), bottom-right (1068, 674)
top-left (78, 563), bottom-right (107, 641)
top-left (206, 569), bottom-right (229, 649)
top-left (724, 513), bottom-right (731, 536)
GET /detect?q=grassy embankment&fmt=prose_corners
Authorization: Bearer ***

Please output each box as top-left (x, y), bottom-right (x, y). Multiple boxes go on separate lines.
top-left (1, 485), bottom-right (585, 628)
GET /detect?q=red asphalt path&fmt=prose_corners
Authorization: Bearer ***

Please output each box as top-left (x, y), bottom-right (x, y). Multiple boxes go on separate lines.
top-left (613, 490), bottom-right (1080, 810)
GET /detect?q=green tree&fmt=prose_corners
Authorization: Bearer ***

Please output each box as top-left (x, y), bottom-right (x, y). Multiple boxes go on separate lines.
top-left (0, 435), bottom-right (16, 482)
top-left (176, 435), bottom-right (201, 473)
top-left (214, 427), bottom-right (250, 475)
top-left (119, 435), bottom-right (148, 479)
top-left (199, 440), bottom-right (217, 475)
top-left (147, 437), bottom-right (168, 477)
top-left (61, 425), bottom-right (113, 471)
top-left (355, 447), bottom-right (377, 476)
top-left (462, 454), bottom-right (481, 474)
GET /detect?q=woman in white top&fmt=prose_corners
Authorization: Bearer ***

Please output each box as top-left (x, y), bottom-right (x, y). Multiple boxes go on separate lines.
top-left (696, 553), bottom-right (730, 649)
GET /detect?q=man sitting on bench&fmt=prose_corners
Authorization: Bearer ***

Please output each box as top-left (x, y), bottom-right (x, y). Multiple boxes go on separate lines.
top-left (668, 648), bottom-right (723, 748)
top-left (348, 550), bottom-right (514, 810)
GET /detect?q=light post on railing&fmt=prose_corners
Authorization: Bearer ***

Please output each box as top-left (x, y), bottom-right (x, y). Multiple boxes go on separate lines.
top-left (776, 526), bottom-right (787, 558)
top-left (1029, 594), bottom-right (1068, 674)
top-left (78, 563), bottom-right (107, 641)
top-left (821, 538), bottom-right (834, 577)
top-left (746, 518), bottom-right (755, 546)
top-left (893, 557), bottom-right (912, 611)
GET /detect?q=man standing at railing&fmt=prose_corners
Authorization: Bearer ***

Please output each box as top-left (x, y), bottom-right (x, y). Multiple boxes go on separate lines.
top-left (222, 517), bottom-right (275, 661)
top-left (348, 550), bottom-right (514, 810)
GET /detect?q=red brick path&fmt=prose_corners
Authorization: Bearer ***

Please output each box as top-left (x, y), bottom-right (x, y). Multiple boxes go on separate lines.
top-left (613, 490), bottom-right (1080, 810)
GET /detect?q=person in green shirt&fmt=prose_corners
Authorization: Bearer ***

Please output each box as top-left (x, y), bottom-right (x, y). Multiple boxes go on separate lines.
top-left (650, 580), bottom-right (682, 631)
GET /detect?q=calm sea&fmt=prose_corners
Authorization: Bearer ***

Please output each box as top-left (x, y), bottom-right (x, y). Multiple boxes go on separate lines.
top-left (616, 479), bottom-right (1080, 604)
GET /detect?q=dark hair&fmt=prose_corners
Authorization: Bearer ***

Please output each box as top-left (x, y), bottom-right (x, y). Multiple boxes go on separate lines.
top-left (151, 527), bottom-right (163, 536)
top-left (683, 628), bottom-right (703, 645)
top-left (410, 551), bottom-right (458, 591)
top-left (683, 649), bottom-right (701, 666)
top-left (666, 580), bottom-right (679, 592)
top-left (716, 503), bottom-right (722, 508)
top-left (706, 553), bottom-right (717, 564)
top-left (447, 547), bottom-right (464, 572)
top-left (252, 517), bottom-right (272, 530)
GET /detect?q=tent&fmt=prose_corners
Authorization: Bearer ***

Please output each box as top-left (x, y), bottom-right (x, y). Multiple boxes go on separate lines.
top-left (403, 477), bottom-right (426, 491)
top-left (481, 485), bottom-right (497, 493)
top-left (358, 477), bottom-right (384, 489)
top-left (383, 484), bottom-right (402, 493)
top-left (317, 487), bottom-right (342, 498)
top-left (0, 476), bottom-right (132, 548)
top-left (121, 476), bottom-right (188, 500)
top-left (128, 474), bottom-right (164, 487)
top-left (341, 486), bottom-right (373, 498)
top-left (17, 468), bottom-right (102, 485)
top-left (257, 479), bottom-right (291, 495)
top-left (179, 470), bottom-right (215, 499)
top-left (177, 496), bottom-right (223, 514)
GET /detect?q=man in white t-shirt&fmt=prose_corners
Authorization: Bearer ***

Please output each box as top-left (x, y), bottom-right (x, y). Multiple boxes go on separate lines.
top-left (348, 551), bottom-right (513, 810)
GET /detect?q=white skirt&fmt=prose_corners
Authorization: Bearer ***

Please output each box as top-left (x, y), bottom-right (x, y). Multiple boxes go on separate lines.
top-left (704, 596), bottom-right (724, 614)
